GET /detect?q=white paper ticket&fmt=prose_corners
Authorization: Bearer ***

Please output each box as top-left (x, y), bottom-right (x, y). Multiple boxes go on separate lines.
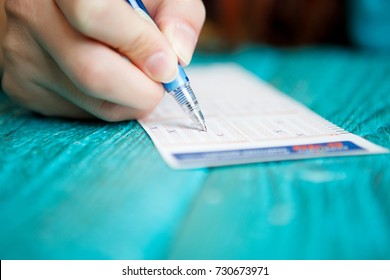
top-left (139, 64), bottom-right (388, 169)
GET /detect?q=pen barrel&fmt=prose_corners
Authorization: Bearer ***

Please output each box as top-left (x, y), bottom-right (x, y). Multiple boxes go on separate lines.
top-left (163, 65), bottom-right (189, 93)
top-left (126, 0), bottom-right (148, 14)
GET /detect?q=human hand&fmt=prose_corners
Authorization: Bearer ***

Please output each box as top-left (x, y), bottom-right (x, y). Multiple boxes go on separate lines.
top-left (1, 0), bottom-right (205, 121)
top-left (0, 0), bottom-right (6, 74)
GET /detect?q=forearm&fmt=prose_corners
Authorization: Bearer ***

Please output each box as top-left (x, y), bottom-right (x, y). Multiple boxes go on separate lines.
top-left (0, 0), bottom-right (6, 74)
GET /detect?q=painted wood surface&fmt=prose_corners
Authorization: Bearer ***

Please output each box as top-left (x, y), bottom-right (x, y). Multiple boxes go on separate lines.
top-left (0, 47), bottom-right (389, 259)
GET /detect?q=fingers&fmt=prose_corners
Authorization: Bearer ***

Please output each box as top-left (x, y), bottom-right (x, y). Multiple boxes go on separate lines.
top-left (42, 58), bottom-right (156, 121)
top-left (2, 44), bottom-right (148, 122)
top-left (2, 0), bottom-right (205, 123)
top-left (3, 69), bottom-right (144, 122)
top-left (2, 71), bottom-right (92, 119)
top-left (3, 0), bottom-right (162, 121)
top-left (32, 1), bottom-right (164, 115)
top-left (147, 0), bottom-right (206, 65)
top-left (55, 0), bottom-right (178, 83)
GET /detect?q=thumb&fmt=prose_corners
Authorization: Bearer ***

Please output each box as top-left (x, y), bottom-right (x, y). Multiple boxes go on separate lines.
top-left (151, 0), bottom-right (206, 66)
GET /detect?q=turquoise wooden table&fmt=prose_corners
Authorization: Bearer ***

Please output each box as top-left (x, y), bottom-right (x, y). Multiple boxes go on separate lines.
top-left (0, 47), bottom-right (389, 259)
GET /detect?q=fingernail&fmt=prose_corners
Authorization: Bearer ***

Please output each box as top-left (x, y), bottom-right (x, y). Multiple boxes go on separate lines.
top-left (145, 51), bottom-right (177, 83)
top-left (172, 23), bottom-right (197, 66)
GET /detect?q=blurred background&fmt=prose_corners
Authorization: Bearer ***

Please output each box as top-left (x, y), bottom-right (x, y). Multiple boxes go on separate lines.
top-left (198, 0), bottom-right (390, 52)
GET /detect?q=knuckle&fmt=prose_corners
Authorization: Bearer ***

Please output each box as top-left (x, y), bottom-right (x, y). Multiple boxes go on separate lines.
top-left (66, 0), bottom-right (110, 34)
top-left (2, 35), bottom-right (21, 63)
top-left (2, 73), bottom-right (33, 107)
top-left (5, 0), bottom-right (34, 23)
top-left (2, 74), bottom-right (61, 117)
top-left (72, 56), bottom-right (107, 95)
top-left (4, 0), bottom-right (23, 18)
top-left (1, 73), bottom-right (16, 96)
top-left (123, 27), bottom-right (156, 58)
top-left (2, 35), bottom-right (14, 58)
top-left (2, 34), bottom-right (42, 76)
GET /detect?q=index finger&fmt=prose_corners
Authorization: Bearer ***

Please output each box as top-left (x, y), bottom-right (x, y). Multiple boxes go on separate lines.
top-left (55, 0), bottom-right (178, 83)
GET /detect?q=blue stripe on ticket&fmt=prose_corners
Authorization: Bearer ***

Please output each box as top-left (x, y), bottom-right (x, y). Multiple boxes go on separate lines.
top-left (173, 141), bottom-right (364, 163)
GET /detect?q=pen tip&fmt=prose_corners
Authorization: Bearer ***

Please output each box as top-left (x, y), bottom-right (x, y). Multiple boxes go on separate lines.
top-left (200, 123), bottom-right (207, 132)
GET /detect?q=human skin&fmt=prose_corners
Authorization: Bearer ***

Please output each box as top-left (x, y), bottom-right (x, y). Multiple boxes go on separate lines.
top-left (0, 0), bottom-right (205, 121)
top-left (0, 0), bottom-right (6, 73)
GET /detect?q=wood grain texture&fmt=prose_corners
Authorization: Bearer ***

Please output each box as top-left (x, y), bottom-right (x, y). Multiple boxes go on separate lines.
top-left (0, 47), bottom-right (389, 259)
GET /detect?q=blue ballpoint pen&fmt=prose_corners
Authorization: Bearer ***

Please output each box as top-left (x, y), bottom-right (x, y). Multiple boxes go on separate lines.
top-left (125, 0), bottom-right (207, 131)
